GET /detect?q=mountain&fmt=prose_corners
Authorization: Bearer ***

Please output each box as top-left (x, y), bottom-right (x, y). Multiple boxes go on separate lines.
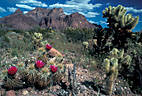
top-left (0, 8), bottom-right (101, 30)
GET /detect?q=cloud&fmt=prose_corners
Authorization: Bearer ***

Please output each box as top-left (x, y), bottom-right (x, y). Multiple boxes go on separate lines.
top-left (100, 20), bottom-right (108, 25)
top-left (86, 12), bottom-right (100, 17)
top-left (50, 1), bottom-right (102, 11)
top-left (49, 3), bottom-right (78, 8)
top-left (64, 12), bottom-right (72, 15)
top-left (65, 0), bottom-right (102, 10)
top-left (79, 12), bottom-right (100, 18)
top-left (7, 7), bottom-right (17, 12)
top-left (23, 11), bottom-right (28, 14)
top-left (0, 7), bottom-right (6, 12)
top-left (126, 7), bottom-right (142, 13)
top-left (89, 19), bottom-right (108, 25)
top-left (88, 20), bottom-right (99, 24)
top-left (20, 0), bottom-right (47, 7)
top-left (16, 4), bottom-right (35, 10)
top-left (93, 4), bottom-right (103, 8)
top-left (88, 20), bottom-right (109, 25)
top-left (49, 0), bottom-right (102, 16)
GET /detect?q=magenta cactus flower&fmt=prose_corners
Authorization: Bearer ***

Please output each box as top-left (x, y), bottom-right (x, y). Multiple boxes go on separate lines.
top-left (50, 65), bottom-right (58, 73)
top-left (8, 66), bottom-right (18, 75)
top-left (36, 60), bottom-right (45, 68)
top-left (46, 44), bottom-right (52, 50)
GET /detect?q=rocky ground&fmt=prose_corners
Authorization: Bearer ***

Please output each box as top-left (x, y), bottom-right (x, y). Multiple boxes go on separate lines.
top-left (0, 49), bottom-right (140, 96)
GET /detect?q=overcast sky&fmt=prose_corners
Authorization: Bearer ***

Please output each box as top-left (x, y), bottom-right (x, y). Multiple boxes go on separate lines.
top-left (0, 0), bottom-right (142, 31)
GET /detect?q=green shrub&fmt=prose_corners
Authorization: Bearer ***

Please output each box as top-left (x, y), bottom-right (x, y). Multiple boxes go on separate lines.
top-left (64, 28), bottom-right (95, 42)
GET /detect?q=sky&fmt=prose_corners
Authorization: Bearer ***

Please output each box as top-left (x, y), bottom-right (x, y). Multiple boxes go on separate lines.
top-left (0, 0), bottom-right (142, 32)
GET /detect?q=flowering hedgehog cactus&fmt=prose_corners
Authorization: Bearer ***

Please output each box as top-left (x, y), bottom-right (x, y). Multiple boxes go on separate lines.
top-left (1, 41), bottom-right (66, 89)
top-left (50, 65), bottom-right (58, 73)
top-left (46, 44), bottom-right (52, 50)
top-left (2, 66), bottom-right (24, 89)
top-left (8, 66), bottom-right (18, 75)
top-left (35, 60), bottom-right (45, 68)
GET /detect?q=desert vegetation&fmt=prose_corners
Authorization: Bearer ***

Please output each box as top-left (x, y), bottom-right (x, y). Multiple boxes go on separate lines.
top-left (0, 5), bottom-right (142, 96)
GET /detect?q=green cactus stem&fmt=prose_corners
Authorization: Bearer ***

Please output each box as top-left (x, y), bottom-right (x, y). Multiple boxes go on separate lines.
top-left (105, 58), bottom-right (118, 95)
top-left (103, 5), bottom-right (139, 31)
top-left (104, 48), bottom-right (132, 95)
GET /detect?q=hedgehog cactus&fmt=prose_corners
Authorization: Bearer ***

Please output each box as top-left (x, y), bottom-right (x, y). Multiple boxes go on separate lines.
top-left (36, 68), bottom-right (51, 88)
top-left (24, 65), bottom-right (38, 85)
top-left (2, 66), bottom-right (25, 89)
top-left (103, 5), bottom-right (139, 31)
top-left (1, 42), bottom-right (66, 89)
top-left (3, 76), bottom-right (24, 89)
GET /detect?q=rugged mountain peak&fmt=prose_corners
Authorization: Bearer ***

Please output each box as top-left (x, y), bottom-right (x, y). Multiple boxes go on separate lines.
top-left (14, 9), bottom-right (23, 14)
top-left (0, 7), bottom-right (101, 30)
top-left (51, 8), bottom-right (64, 13)
top-left (47, 8), bottom-right (65, 18)
top-left (70, 12), bottom-right (84, 17)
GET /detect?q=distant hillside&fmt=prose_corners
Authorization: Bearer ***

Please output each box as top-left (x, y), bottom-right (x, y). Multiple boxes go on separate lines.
top-left (0, 7), bottom-right (101, 30)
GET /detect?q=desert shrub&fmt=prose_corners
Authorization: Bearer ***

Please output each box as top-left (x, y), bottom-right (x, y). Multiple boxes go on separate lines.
top-left (0, 29), bottom-right (8, 37)
top-left (123, 39), bottom-right (142, 94)
top-left (0, 32), bottom-right (34, 56)
top-left (64, 28), bottom-right (96, 42)
top-left (28, 28), bottom-right (55, 39)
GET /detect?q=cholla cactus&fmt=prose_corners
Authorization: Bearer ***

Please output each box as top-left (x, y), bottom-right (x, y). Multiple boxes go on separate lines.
top-left (110, 48), bottom-right (119, 57)
top-left (103, 5), bottom-right (139, 31)
top-left (121, 55), bottom-right (132, 67)
top-left (105, 58), bottom-right (118, 95)
top-left (104, 48), bottom-right (131, 95)
top-left (32, 32), bottom-right (43, 49)
top-left (32, 32), bottom-right (43, 42)
top-left (83, 41), bottom-right (89, 48)
top-left (109, 48), bottom-right (132, 68)
top-left (118, 49), bottom-right (124, 58)
top-left (104, 58), bottom-right (110, 73)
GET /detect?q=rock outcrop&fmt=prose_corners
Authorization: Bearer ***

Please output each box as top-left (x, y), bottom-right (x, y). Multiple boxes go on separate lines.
top-left (0, 8), bottom-right (101, 30)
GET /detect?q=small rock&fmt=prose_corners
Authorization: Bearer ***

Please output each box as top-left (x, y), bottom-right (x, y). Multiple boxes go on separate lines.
top-left (80, 85), bottom-right (87, 92)
top-left (6, 90), bottom-right (16, 96)
top-left (22, 90), bottom-right (29, 95)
